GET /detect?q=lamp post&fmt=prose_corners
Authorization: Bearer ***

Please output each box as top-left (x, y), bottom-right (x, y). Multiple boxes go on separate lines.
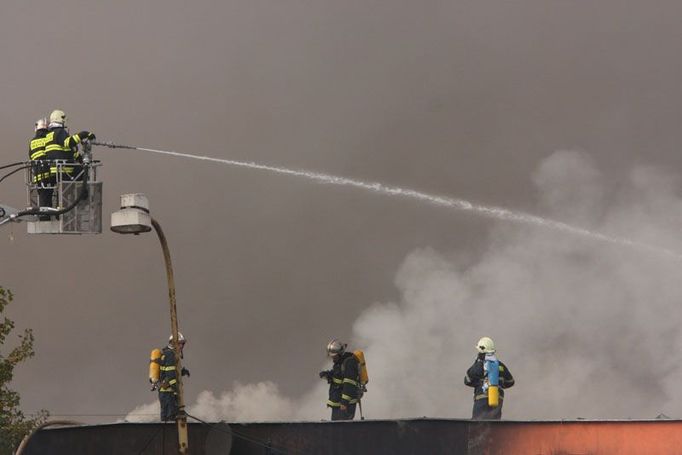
top-left (110, 194), bottom-right (188, 454)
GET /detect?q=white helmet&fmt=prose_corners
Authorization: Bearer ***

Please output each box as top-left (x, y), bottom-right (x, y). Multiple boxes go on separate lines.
top-left (326, 339), bottom-right (346, 357)
top-left (49, 109), bottom-right (67, 126)
top-left (476, 337), bottom-right (496, 354)
top-left (34, 118), bottom-right (47, 131)
top-left (169, 332), bottom-right (186, 343)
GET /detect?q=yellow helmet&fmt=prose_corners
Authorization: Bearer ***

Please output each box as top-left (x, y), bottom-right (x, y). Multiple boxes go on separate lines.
top-left (476, 337), bottom-right (496, 354)
top-left (49, 109), bottom-right (67, 126)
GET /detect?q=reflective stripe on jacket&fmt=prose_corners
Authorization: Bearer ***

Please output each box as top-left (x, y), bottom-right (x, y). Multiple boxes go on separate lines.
top-left (44, 128), bottom-right (81, 176)
top-left (29, 130), bottom-right (49, 182)
top-left (159, 347), bottom-right (178, 393)
top-left (327, 352), bottom-right (360, 407)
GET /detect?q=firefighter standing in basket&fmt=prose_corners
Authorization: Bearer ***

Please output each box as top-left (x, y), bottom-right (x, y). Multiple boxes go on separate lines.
top-left (28, 118), bottom-right (51, 219)
top-left (44, 109), bottom-right (95, 182)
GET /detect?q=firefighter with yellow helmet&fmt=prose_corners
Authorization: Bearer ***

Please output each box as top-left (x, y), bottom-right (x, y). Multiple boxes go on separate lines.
top-left (44, 109), bottom-right (95, 182)
top-left (464, 336), bottom-right (514, 420)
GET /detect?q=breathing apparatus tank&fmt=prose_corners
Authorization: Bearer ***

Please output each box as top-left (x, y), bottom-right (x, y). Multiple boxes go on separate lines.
top-left (485, 358), bottom-right (500, 407)
top-left (149, 348), bottom-right (162, 386)
top-left (354, 350), bottom-right (369, 385)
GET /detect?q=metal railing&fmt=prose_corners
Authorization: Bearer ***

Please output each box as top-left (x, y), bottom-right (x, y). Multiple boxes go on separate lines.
top-left (24, 160), bottom-right (103, 234)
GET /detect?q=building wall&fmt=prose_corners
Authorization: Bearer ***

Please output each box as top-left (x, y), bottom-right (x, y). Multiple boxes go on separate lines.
top-left (21, 419), bottom-right (682, 455)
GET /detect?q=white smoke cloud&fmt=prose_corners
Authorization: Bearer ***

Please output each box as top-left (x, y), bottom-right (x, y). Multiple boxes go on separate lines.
top-left (124, 382), bottom-right (328, 422)
top-left (122, 401), bottom-right (159, 423)
top-left (126, 150), bottom-right (682, 421)
top-left (188, 382), bottom-right (296, 422)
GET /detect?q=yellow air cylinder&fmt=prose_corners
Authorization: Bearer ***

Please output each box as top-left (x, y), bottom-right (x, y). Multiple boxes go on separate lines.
top-left (488, 385), bottom-right (499, 407)
top-left (149, 348), bottom-right (161, 383)
top-left (354, 350), bottom-right (369, 385)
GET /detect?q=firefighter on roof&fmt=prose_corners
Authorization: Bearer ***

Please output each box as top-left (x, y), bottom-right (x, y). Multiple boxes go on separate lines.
top-left (319, 339), bottom-right (361, 421)
top-left (464, 336), bottom-right (514, 420)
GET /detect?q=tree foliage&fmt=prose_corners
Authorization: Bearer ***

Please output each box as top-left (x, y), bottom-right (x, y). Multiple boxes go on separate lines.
top-left (0, 287), bottom-right (47, 454)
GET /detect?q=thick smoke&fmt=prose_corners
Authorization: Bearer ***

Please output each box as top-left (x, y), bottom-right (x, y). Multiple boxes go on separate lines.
top-left (127, 150), bottom-right (682, 422)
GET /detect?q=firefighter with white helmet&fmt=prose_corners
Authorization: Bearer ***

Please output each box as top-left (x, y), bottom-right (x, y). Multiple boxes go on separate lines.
top-left (44, 109), bottom-right (96, 182)
top-left (28, 117), bottom-right (51, 219)
top-left (157, 332), bottom-right (190, 421)
top-left (319, 338), bottom-right (361, 421)
top-left (464, 336), bottom-right (515, 420)
top-left (169, 332), bottom-right (187, 345)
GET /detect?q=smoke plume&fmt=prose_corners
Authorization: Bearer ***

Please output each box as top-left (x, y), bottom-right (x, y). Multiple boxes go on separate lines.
top-left (127, 150), bottom-right (682, 422)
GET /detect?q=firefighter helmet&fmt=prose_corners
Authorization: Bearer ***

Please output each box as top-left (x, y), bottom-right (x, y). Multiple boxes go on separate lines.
top-left (34, 118), bottom-right (47, 131)
top-left (476, 337), bottom-right (496, 354)
top-left (49, 109), bottom-right (67, 126)
top-left (326, 339), bottom-right (346, 357)
top-left (169, 332), bottom-right (186, 343)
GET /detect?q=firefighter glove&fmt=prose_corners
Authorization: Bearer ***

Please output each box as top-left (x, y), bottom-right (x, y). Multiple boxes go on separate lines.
top-left (78, 131), bottom-right (96, 141)
top-left (319, 370), bottom-right (331, 380)
top-left (181, 367), bottom-right (190, 377)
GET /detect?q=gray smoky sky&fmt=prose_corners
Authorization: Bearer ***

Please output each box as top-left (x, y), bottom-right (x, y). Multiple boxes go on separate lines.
top-left (3, 0), bottom-right (682, 422)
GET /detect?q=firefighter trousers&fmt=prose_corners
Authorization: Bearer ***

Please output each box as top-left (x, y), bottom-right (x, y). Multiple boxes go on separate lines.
top-left (159, 391), bottom-right (178, 421)
top-left (472, 398), bottom-right (503, 420)
top-left (331, 403), bottom-right (357, 421)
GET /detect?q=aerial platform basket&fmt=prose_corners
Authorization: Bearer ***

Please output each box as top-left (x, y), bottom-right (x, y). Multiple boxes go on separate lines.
top-left (25, 160), bottom-right (103, 235)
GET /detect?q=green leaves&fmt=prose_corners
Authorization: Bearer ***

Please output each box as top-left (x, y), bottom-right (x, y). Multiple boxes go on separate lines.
top-left (0, 286), bottom-right (47, 454)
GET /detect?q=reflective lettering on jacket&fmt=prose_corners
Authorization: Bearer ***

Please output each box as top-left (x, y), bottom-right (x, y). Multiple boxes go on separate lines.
top-left (29, 132), bottom-right (49, 183)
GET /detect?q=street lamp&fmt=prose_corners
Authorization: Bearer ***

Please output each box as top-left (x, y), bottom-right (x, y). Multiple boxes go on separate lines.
top-left (111, 193), bottom-right (189, 454)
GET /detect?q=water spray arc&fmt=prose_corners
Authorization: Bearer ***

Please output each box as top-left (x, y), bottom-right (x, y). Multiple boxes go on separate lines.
top-left (94, 141), bottom-right (682, 261)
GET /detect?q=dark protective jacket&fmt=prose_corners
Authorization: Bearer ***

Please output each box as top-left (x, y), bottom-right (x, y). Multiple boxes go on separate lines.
top-left (327, 352), bottom-right (361, 408)
top-left (44, 127), bottom-right (86, 178)
top-left (29, 129), bottom-right (49, 183)
top-left (159, 346), bottom-right (178, 394)
top-left (464, 354), bottom-right (515, 401)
